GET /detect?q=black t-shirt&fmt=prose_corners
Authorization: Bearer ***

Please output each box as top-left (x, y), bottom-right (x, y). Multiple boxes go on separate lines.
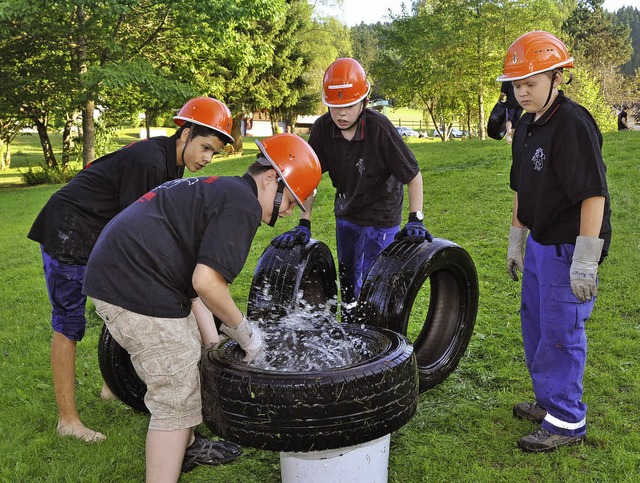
top-left (309, 108), bottom-right (420, 227)
top-left (83, 175), bottom-right (261, 318)
top-left (618, 110), bottom-right (628, 130)
top-left (28, 136), bottom-right (184, 264)
top-left (510, 91), bottom-right (611, 257)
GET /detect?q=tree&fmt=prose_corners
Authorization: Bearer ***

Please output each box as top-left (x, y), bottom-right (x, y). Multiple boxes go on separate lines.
top-left (615, 6), bottom-right (640, 76)
top-left (562, 0), bottom-right (633, 109)
top-left (0, 0), bottom-right (79, 168)
top-left (0, 117), bottom-right (25, 170)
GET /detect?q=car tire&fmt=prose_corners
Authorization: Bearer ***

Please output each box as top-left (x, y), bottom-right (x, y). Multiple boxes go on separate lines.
top-left (97, 323), bottom-right (148, 413)
top-left (247, 239), bottom-right (338, 321)
top-left (200, 325), bottom-right (418, 452)
top-left (354, 238), bottom-right (478, 392)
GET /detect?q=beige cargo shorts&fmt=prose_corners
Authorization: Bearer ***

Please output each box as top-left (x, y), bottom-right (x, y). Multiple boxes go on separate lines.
top-left (93, 298), bottom-right (203, 431)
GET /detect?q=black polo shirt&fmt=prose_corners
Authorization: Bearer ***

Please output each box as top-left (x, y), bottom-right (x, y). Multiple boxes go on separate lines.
top-left (83, 175), bottom-right (261, 318)
top-left (510, 91), bottom-right (611, 256)
top-left (309, 108), bottom-right (420, 227)
top-left (28, 136), bottom-right (184, 264)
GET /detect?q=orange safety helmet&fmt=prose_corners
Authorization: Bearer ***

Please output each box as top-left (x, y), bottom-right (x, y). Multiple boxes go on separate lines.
top-left (322, 58), bottom-right (371, 108)
top-left (173, 97), bottom-right (234, 144)
top-left (497, 31), bottom-right (574, 82)
top-left (255, 133), bottom-right (321, 211)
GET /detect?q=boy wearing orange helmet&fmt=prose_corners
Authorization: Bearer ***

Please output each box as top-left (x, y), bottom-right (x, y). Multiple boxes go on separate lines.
top-left (499, 31), bottom-right (611, 452)
top-left (83, 133), bottom-right (321, 480)
top-left (27, 97), bottom-right (234, 443)
top-left (273, 58), bottom-right (431, 321)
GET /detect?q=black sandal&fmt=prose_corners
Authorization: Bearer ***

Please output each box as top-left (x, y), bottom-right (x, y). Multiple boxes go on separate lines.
top-left (181, 433), bottom-right (242, 473)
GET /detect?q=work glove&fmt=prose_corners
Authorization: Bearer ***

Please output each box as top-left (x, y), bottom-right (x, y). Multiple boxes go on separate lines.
top-left (570, 235), bottom-right (604, 302)
top-left (219, 316), bottom-right (265, 363)
top-left (395, 220), bottom-right (433, 243)
top-left (507, 225), bottom-right (528, 281)
top-left (271, 220), bottom-right (311, 248)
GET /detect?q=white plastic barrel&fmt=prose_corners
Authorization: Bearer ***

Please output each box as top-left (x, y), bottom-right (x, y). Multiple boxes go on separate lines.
top-left (279, 434), bottom-right (391, 483)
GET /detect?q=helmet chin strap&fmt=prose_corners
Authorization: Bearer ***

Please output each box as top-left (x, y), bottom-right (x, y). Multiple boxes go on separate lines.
top-left (541, 71), bottom-right (558, 113)
top-left (180, 123), bottom-right (194, 165)
top-left (268, 179), bottom-right (286, 227)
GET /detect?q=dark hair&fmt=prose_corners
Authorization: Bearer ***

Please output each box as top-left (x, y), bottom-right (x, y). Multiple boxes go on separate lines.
top-left (246, 160), bottom-right (274, 176)
top-left (176, 122), bottom-right (228, 144)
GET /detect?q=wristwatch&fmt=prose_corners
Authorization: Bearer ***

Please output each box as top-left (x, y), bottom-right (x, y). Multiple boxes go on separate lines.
top-left (409, 211), bottom-right (424, 222)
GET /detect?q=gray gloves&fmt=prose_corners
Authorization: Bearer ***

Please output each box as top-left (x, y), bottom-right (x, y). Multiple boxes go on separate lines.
top-left (570, 236), bottom-right (604, 302)
top-left (220, 316), bottom-right (265, 362)
top-left (507, 225), bottom-right (528, 281)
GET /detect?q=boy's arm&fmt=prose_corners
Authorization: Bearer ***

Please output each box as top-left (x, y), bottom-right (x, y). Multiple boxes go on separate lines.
top-left (191, 297), bottom-right (219, 346)
top-left (579, 196), bottom-right (605, 236)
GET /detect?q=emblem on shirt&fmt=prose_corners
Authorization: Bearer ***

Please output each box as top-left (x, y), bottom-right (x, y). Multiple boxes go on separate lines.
top-left (356, 158), bottom-right (365, 175)
top-left (158, 177), bottom-right (200, 190)
top-left (138, 178), bottom-right (200, 203)
top-left (531, 147), bottom-right (545, 171)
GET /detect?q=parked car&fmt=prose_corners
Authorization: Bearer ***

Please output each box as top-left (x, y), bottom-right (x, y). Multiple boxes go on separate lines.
top-left (396, 126), bottom-right (420, 138)
top-left (433, 128), bottom-right (469, 138)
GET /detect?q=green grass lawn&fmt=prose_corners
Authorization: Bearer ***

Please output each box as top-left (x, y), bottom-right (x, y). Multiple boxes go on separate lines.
top-left (1, 130), bottom-right (639, 481)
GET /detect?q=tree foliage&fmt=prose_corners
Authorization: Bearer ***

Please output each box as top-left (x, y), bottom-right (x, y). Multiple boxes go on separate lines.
top-left (562, 0), bottom-right (632, 111)
top-left (0, 0), bottom-right (291, 163)
top-left (615, 6), bottom-right (640, 76)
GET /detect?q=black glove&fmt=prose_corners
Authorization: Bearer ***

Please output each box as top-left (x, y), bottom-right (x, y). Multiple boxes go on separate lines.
top-left (395, 219), bottom-right (433, 244)
top-left (271, 219), bottom-right (311, 248)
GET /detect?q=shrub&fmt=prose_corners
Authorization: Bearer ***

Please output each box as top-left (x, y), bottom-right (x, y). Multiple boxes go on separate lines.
top-left (22, 163), bottom-right (80, 186)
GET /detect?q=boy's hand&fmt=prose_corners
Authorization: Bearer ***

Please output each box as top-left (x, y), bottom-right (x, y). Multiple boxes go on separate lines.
top-left (220, 317), bottom-right (265, 363)
top-left (507, 225), bottom-right (527, 281)
top-left (395, 221), bottom-right (433, 243)
top-left (570, 236), bottom-right (604, 302)
top-left (271, 220), bottom-right (311, 248)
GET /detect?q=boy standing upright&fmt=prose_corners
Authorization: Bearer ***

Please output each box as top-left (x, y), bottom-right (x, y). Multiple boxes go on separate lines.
top-left (499, 31), bottom-right (611, 452)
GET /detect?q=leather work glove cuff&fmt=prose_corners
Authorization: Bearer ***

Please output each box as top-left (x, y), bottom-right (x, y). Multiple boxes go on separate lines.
top-left (573, 235), bottom-right (604, 265)
top-left (570, 236), bottom-right (604, 302)
top-left (508, 225), bottom-right (528, 249)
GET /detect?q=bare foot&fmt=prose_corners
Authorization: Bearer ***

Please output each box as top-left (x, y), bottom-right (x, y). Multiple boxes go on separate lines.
top-left (57, 423), bottom-right (106, 443)
top-left (100, 382), bottom-right (116, 401)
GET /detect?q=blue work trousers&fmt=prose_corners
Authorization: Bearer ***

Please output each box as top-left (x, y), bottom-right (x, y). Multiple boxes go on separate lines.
top-left (336, 218), bottom-right (398, 311)
top-left (521, 236), bottom-right (595, 437)
top-left (41, 246), bottom-right (87, 341)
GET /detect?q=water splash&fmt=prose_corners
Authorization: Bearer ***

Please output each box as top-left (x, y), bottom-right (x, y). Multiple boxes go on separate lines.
top-left (248, 302), bottom-right (375, 372)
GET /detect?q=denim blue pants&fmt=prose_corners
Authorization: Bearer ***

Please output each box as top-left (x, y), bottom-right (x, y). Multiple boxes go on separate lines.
top-left (335, 218), bottom-right (398, 308)
top-left (41, 246), bottom-right (87, 341)
top-left (521, 236), bottom-right (595, 437)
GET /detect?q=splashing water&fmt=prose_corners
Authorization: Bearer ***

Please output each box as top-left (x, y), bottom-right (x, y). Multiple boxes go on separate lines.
top-left (246, 302), bottom-right (376, 372)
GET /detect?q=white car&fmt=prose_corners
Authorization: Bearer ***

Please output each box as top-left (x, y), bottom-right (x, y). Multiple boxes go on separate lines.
top-left (434, 128), bottom-right (469, 138)
top-left (396, 126), bottom-right (420, 138)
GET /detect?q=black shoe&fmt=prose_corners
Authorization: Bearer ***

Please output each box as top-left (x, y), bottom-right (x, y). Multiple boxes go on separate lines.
top-left (513, 401), bottom-right (547, 424)
top-left (181, 433), bottom-right (242, 473)
top-left (518, 427), bottom-right (585, 453)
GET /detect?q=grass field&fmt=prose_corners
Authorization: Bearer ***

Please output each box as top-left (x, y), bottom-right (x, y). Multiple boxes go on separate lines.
top-left (0, 130), bottom-right (639, 481)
